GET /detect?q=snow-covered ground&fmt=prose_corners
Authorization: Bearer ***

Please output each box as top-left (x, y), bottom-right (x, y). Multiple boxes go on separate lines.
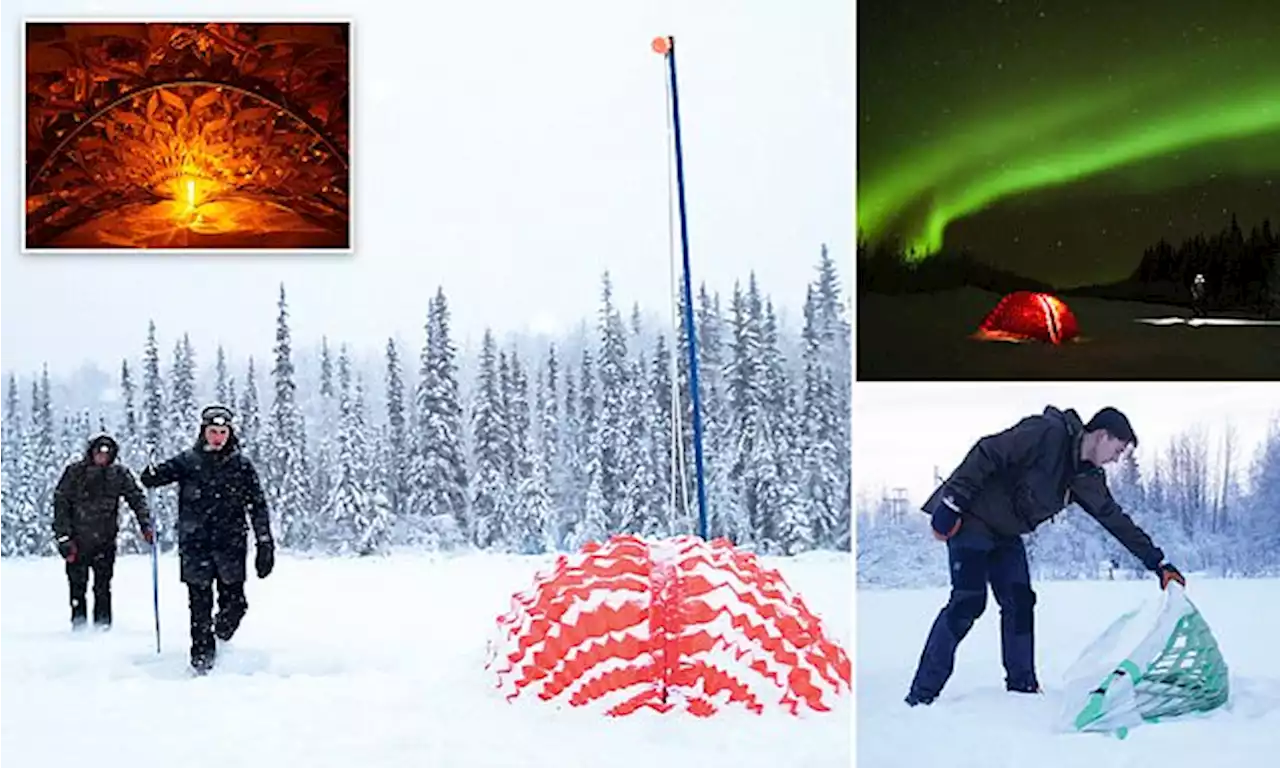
top-left (1, 550), bottom-right (851, 768)
top-left (857, 578), bottom-right (1280, 767)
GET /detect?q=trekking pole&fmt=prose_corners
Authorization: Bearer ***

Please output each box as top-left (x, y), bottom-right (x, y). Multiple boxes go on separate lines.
top-left (146, 449), bottom-right (161, 654)
top-left (150, 536), bottom-right (161, 654)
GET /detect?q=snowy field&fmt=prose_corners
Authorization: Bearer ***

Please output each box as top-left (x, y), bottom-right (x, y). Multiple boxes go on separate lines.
top-left (857, 288), bottom-right (1280, 380)
top-left (1, 550), bottom-right (851, 768)
top-left (857, 578), bottom-right (1280, 767)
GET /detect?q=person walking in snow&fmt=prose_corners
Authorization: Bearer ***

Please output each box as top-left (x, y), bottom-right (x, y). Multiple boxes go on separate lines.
top-left (52, 433), bottom-right (154, 630)
top-left (905, 406), bottom-right (1185, 707)
top-left (140, 404), bottom-right (275, 675)
top-left (1191, 273), bottom-right (1207, 317)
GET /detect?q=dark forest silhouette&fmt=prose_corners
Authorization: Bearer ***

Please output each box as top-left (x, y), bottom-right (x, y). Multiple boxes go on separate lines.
top-left (858, 215), bottom-right (1280, 316)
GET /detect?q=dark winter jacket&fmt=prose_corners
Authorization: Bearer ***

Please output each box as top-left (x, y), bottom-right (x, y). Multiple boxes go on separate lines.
top-left (922, 406), bottom-right (1165, 571)
top-left (140, 428), bottom-right (272, 585)
top-left (52, 434), bottom-right (151, 554)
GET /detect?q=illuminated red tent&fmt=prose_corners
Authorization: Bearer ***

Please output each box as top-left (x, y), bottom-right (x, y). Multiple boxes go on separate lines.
top-left (974, 291), bottom-right (1080, 345)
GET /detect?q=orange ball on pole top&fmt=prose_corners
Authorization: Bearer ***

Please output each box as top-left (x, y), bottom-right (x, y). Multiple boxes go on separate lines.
top-left (652, 36), bottom-right (670, 54)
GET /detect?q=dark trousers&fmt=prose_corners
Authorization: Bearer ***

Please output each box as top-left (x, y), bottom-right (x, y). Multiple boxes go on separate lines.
top-left (187, 577), bottom-right (248, 668)
top-left (908, 523), bottom-right (1039, 699)
top-left (66, 546), bottom-right (116, 628)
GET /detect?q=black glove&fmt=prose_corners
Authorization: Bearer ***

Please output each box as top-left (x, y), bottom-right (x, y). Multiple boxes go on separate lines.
top-left (929, 491), bottom-right (964, 541)
top-left (255, 540), bottom-right (275, 579)
top-left (56, 536), bottom-right (77, 562)
top-left (1156, 563), bottom-right (1185, 590)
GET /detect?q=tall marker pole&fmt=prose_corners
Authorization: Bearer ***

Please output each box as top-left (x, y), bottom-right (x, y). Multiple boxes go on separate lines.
top-left (146, 447), bottom-right (161, 654)
top-left (654, 35), bottom-right (709, 541)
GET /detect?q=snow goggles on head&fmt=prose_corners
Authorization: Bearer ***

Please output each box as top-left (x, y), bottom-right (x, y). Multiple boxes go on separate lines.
top-left (200, 405), bottom-right (235, 427)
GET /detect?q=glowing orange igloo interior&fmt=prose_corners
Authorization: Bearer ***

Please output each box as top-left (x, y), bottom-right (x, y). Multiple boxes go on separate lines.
top-left (486, 535), bottom-right (851, 717)
top-left (25, 22), bottom-right (350, 250)
top-left (974, 290), bottom-right (1080, 345)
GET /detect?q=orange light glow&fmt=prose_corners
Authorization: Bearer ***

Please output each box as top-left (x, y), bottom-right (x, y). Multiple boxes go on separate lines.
top-left (652, 36), bottom-right (670, 55)
top-left (974, 291), bottom-right (1081, 345)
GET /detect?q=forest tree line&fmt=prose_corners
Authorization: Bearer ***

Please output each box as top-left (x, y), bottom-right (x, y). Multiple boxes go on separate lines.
top-left (856, 214), bottom-right (1280, 314)
top-left (1, 247), bottom-right (851, 559)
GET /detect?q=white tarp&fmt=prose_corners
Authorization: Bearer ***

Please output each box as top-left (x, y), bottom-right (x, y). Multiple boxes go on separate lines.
top-left (1056, 584), bottom-right (1229, 738)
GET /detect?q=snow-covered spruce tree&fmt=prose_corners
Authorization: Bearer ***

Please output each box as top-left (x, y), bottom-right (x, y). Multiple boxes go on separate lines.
top-left (540, 344), bottom-right (568, 549)
top-left (268, 284), bottom-right (312, 550)
top-left (139, 322), bottom-right (175, 549)
top-left (619, 337), bottom-right (659, 538)
top-left (500, 347), bottom-right (535, 548)
top-left (2, 376), bottom-right (38, 556)
top-left (559, 357), bottom-right (584, 545)
top-left (116, 359), bottom-right (146, 554)
top-left (319, 337), bottom-right (335, 399)
top-left (226, 376), bottom-right (238, 423)
top-left (470, 329), bottom-right (509, 549)
top-left (510, 366), bottom-right (554, 554)
top-left (571, 346), bottom-right (603, 544)
top-left (647, 334), bottom-right (680, 538)
top-left (509, 349), bottom-right (531, 482)
top-left (782, 246), bottom-right (854, 552)
top-left (168, 333), bottom-right (198, 454)
top-left (799, 280), bottom-right (844, 550)
top-left (1, 376), bottom-right (19, 555)
top-left (309, 337), bottom-right (340, 536)
top-left (119, 359), bottom-right (140, 461)
top-left (596, 272), bottom-right (631, 534)
top-left (383, 337), bottom-right (409, 525)
top-left (214, 344), bottom-right (231, 405)
top-left (351, 375), bottom-right (393, 553)
top-left (695, 288), bottom-right (734, 543)
top-left (758, 297), bottom-right (808, 554)
top-left (27, 368), bottom-right (60, 557)
top-left (324, 346), bottom-right (391, 555)
top-left (725, 276), bottom-right (766, 548)
top-left (410, 288), bottom-right (470, 547)
top-left (540, 348), bottom-right (566, 550)
top-left (311, 336), bottom-right (339, 525)
top-left (238, 356), bottom-right (262, 465)
top-left (569, 416), bottom-right (609, 551)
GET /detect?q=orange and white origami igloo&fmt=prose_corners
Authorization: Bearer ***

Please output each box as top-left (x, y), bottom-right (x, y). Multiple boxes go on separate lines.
top-left (485, 534), bottom-right (851, 716)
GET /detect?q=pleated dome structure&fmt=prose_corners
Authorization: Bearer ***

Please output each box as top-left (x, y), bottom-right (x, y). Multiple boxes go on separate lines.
top-left (486, 535), bottom-right (851, 717)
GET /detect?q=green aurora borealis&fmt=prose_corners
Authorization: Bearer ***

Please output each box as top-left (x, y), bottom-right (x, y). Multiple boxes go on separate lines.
top-left (857, 1), bottom-right (1280, 284)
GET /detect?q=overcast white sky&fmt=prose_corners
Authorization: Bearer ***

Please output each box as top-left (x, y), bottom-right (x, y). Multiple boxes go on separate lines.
top-left (855, 382), bottom-right (1280, 506)
top-left (1, 0), bottom-right (852, 376)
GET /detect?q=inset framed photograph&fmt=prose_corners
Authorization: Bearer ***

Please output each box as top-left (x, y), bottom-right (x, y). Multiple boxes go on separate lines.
top-left (23, 20), bottom-right (352, 252)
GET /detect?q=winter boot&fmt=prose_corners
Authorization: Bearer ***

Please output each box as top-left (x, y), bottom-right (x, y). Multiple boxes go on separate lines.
top-left (70, 595), bottom-right (88, 631)
top-left (213, 582), bottom-right (248, 642)
top-left (905, 690), bottom-right (936, 707)
top-left (191, 650), bottom-right (215, 676)
top-left (92, 591), bottom-right (112, 630)
top-left (188, 582), bottom-right (217, 674)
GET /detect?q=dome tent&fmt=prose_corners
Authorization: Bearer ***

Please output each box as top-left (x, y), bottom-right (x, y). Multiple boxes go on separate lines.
top-left (974, 291), bottom-right (1080, 345)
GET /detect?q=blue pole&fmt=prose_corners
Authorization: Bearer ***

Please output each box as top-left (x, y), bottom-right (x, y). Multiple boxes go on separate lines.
top-left (663, 37), bottom-right (710, 541)
top-left (145, 447), bottom-right (161, 654)
top-left (150, 539), bottom-right (161, 654)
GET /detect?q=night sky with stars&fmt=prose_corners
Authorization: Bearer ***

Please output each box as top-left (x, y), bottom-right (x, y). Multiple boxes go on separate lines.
top-left (857, 0), bottom-right (1280, 287)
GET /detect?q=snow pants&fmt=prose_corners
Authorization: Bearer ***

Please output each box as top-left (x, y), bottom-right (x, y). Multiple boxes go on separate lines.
top-left (187, 577), bottom-right (248, 669)
top-left (908, 522), bottom-right (1038, 699)
top-left (66, 545), bottom-right (116, 628)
